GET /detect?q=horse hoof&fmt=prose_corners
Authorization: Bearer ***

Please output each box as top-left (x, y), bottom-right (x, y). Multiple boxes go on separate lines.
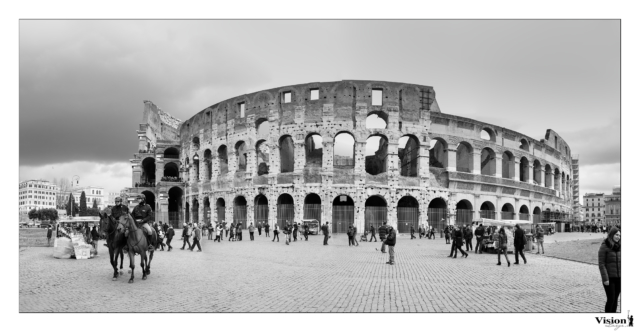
top-left (112, 277), bottom-right (117, 281)
top-left (128, 279), bottom-right (134, 283)
top-left (146, 270), bottom-right (151, 275)
top-left (128, 270), bottom-right (131, 274)
top-left (142, 276), bottom-right (147, 280)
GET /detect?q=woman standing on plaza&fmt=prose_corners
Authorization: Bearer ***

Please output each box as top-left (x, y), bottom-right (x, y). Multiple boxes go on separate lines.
top-left (453, 225), bottom-right (468, 258)
top-left (249, 223), bottom-right (255, 241)
top-left (598, 226), bottom-right (621, 313)
top-left (229, 223), bottom-right (235, 242)
top-left (496, 227), bottom-right (510, 267)
top-left (444, 226), bottom-right (451, 244)
top-left (535, 224), bottom-right (545, 254)
top-left (272, 224), bottom-right (280, 242)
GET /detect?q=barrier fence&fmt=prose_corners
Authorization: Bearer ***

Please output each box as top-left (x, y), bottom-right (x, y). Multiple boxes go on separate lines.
top-left (364, 206), bottom-right (387, 233)
top-left (397, 207), bottom-right (419, 233)
top-left (331, 205), bottom-right (353, 233)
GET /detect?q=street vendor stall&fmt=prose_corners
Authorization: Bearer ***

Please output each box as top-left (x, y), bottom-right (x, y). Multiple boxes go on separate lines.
top-left (302, 219), bottom-right (320, 235)
top-left (536, 222), bottom-right (556, 236)
top-left (54, 216), bottom-right (100, 259)
top-left (479, 219), bottom-right (519, 253)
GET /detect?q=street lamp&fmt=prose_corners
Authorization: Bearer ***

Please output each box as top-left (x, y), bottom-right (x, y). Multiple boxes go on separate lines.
top-left (70, 175), bottom-right (79, 218)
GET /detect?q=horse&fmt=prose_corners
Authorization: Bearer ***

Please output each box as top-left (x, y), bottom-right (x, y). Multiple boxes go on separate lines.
top-left (99, 211), bottom-right (127, 280)
top-left (118, 214), bottom-right (155, 283)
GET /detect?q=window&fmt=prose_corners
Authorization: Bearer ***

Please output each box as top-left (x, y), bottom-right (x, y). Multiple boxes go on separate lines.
top-left (372, 89), bottom-right (382, 106)
top-left (310, 88), bottom-right (319, 100)
top-left (239, 102), bottom-right (245, 118)
top-left (282, 91), bottom-right (291, 103)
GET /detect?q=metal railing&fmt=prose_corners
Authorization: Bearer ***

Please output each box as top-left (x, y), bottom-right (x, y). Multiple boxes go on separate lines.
top-left (254, 205), bottom-right (268, 227)
top-left (303, 204), bottom-right (322, 222)
top-left (397, 207), bottom-right (419, 233)
top-left (428, 208), bottom-right (448, 233)
top-left (277, 204), bottom-right (295, 229)
top-left (480, 210), bottom-right (496, 219)
top-left (233, 206), bottom-right (247, 229)
top-left (518, 213), bottom-right (530, 221)
top-left (501, 212), bottom-right (516, 220)
top-left (456, 210), bottom-right (474, 226)
top-left (532, 215), bottom-right (541, 223)
top-left (331, 205), bottom-right (353, 233)
top-left (365, 206), bottom-right (387, 232)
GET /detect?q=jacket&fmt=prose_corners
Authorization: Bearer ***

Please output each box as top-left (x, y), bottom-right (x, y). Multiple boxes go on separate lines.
top-left (321, 224), bottom-right (329, 235)
top-left (193, 228), bottom-right (202, 241)
top-left (498, 233), bottom-right (508, 249)
top-left (378, 225), bottom-right (388, 239)
top-left (385, 229), bottom-right (397, 246)
top-left (454, 229), bottom-right (464, 247)
top-left (464, 228), bottom-right (473, 240)
top-left (166, 228), bottom-right (175, 239)
top-left (598, 239), bottom-right (621, 283)
top-left (91, 229), bottom-right (100, 240)
top-left (181, 227), bottom-right (188, 238)
top-left (513, 228), bottom-right (526, 249)
top-left (265, 224), bottom-right (270, 231)
top-left (369, 225), bottom-right (376, 234)
top-left (249, 225), bottom-right (255, 232)
top-left (535, 228), bottom-right (544, 240)
top-left (474, 226), bottom-right (485, 237)
top-left (47, 228), bottom-right (53, 238)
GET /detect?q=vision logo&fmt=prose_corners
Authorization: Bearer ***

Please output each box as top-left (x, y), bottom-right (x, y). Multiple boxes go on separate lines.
top-left (595, 312), bottom-right (633, 330)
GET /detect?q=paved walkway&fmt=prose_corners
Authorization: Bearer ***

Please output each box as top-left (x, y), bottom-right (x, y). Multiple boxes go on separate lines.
top-left (19, 232), bottom-right (609, 312)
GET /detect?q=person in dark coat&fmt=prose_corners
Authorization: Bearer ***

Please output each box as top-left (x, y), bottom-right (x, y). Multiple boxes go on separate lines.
top-left (378, 222), bottom-right (388, 253)
top-left (598, 226), bottom-right (621, 313)
top-left (47, 226), bottom-right (53, 245)
top-left (321, 222), bottom-right (329, 245)
top-left (165, 226), bottom-right (175, 251)
top-left (293, 222), bottom-right (299, 242)
top-left (410, 225), bottom-right (416, 239)
top-left (385, 226), bottom-right (397, 265)
top-left (464, 225), bottom-right (474, 251)
top-left (264, 223), bottom-right (270, 237)
top-left (257, 222), bottom-right (263, 236)
top-left (368, 224), bottom-right (377, 242)
top-left (91, 226), bottom-right (100, 254)
top-left (474, 223), bottom-right (485, 254)
top-left (303, 223), bottom-right (309, 241)
top-left (180, 223), bottom-right (191, 250)
top-left (496, 227), bottom-right (510, 267)
top-left (452, 226), bottom-right (468, 258)
top-left (348, 225), bottom-right (355, 246)
top-left (444, 226), bottom-right (451, 244)
top-left (513, 224), bottom-right (527, 264)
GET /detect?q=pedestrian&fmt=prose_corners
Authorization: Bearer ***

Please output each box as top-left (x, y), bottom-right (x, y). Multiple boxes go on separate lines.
top-left (303, 223), bottom-right (309, 241)
top-left (410, 225), bottom-right (416, 239)
top-left (496, 227), bottom-right (510, 267)
top-left (208, 223), bottom-right (214, 240)
top-left (321, 222), bottom-right (330, 245)
top-left (91, 226), bottom-right (100, 254)
top-left (249, 222), bottom-right (255, 241)
top-left (265, 222), bottom-right (270, 237)
top-left (474, 223), bottom-right (485, 254)
top-left (453, 225), bottom-right (468, 258)
top-left (429, 226), bottom-right (435, 240)
top-left (215, 224), bottom-right (222, 242)
top-left (165, 225), bottom-right (175, 251)
top-left (418, 224), bottom-right (424, 239)
top-left (513, 224), bottom-right (527, 264)
top-left (229, 223), bottom-right (235, 242)
top-left (236, 223), bottom-right (242, 241)
top-left (464, 224), bottom-right (474, 251)
top-left (162, 221), bottom-right (169, 235)
top-left (378, 221), bottom-right (388, 253)
top-left (535, 224), bottom-right (545, 254)
top-left (369, 224), bottom-right (377, 242)
top-left (225, 222), bottom-right (229, 238)
top-left (272, 224), bottom-right (280, 242)
top-left (257, 222), bottom-right (262, 236)
top-left (385, 225), bottom-right (396, 265)
top-left (444, 226), bottom-right (451, 244)
top-left (190, 224), bottom-right (202, 252)
top-left (293, 222), bottom-right (299, 242)
top-left (180, 223), bottom-right (191, 250)
top-left (353, 224), bottom-right (359, 246)
top-left (47, 225), bottom-right (53, 246)
top-left (598, 226), bottom-right (621, 313)
top-left (156, 224), bottom-right (165, 251)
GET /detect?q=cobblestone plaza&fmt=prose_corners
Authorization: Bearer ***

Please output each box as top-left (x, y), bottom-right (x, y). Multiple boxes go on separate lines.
top-left (20, 233), bottom-right (609, 313)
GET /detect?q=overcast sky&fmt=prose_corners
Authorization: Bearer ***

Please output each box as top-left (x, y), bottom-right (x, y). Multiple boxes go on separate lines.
top-left (19, 20), bottom-right (620, 201)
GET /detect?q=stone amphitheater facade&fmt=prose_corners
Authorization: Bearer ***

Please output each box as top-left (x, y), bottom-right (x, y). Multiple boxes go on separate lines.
top-left (127, 80), bottom-right (577, 232)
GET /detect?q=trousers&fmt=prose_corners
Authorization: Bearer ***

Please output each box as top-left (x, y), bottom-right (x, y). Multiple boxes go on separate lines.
top-left (323, 234), bottom-right (328, 245)
top-left (465, 238), bottom-right (473, 251)
top-left (388, 245), bottom-right (395, 263)
top-left (273, 232), bottom-right (279, 242)
top-left (190, 238), bottom-right (201, 251)
top-left (181, 236), bottom-right (191, 249)
top-left (166, 237), bottom-right (172, 249)
top-left (380, 238), bottom-right (387, 252)
top-left (514, 247), bottom-right (526, 263)
top-left (369, 233), bottom-right (377, 242)
top-left (603, 277), bottom-right (621, 313)
top-left (475, 236), bottom-right (484, 253)
top-left (250, 232), bottom-right (254, 240)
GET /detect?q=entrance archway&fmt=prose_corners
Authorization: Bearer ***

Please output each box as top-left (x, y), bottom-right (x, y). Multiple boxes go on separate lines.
top-left (216, 198), bottom-right (225, 224)
top-left (519, 205), bottom-right (530, 221)
top-left (203, 197), bottom-right (211, 225)
top-left (168, 187), bottom-right (183, 228)
top-left (192, 198), bottom-right (199, 224)
top-left (501, 203), bottom-right (515, 220)
top-left (480, 202), bottom-right (496, 219)
top-left (254, 194), bottom-right (269, 228)
top-left (141, 190), bottom-right (155, 213)
top-left (332, 195), bottom-right (354, 234)
top-left (456, 200), bottom-right (473, 226)
top-left (233, 196), bottom-right (247, 229)
top-left (398, 196), bottom-right (419, 233)
top-left (277, 194), bottom-right (295, 229)
top-left (365, 195), bottom-right (387, 232)
top-left (427, 197), bottom-right (447, 231)
top-left (303, 193), bottom-right (322, 222)
top-left (141, 157), bottom-right (156, 185)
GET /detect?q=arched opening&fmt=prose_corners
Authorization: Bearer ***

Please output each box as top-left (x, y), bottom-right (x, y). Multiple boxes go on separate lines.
top-left (277, 194), bottom-right (295, 229)
top-left (192, 154), bottom-right (200, 182)
top-left (554, 168), bottom-right (561, 191)
top-left (332, 194), bottom-right (354, 234)
top-left (481, 147), bottom-right (496, 176)
top-left (561, 171), bottom-right (566, 193)
top-left (399, 135), bottom-right (420, 177)
top-left (397, 196), bottom-right (419, 233)
top-left (501, 203), bottom-right (515, 220)
top-left (218, 145), bottom-right (228, 175)
top-left (480, 202), bottom-right (496, 219)
top-left (204, 149), bottom-right (212, 181)
top-left (429, 138), bottom-right (448, 168)
top-left (519, 157), bottom-right (529, 182)
top-left (334, 132), bottom-right (355, 168)
top-left (533, 206), bottom-right (541, 223)
top-left (141, 191), bottom-right (156, 214)
top-left (365, 135), bottom-right (388, 175)
top-left (185, 202), bottom-right (190, 224)
top-left (140, 157), bottom-right (156, 186)
top-left (502, 151), bottom-right (515, 179)
top-left (427, 197), bottom-right (447, 232)
top-left (235, 141), bottom-right (247, 172)
top-left (519, 139), bottom-right (529, 151)
top-left (164, 147), bottom-right (179, 159)
top-left (365, 195), bottom-right (387, 231)
top-left (203, 197), bottom-right (211, 225)
top-left (256, 118), bottom-right (270, 137)
top-left (191, 198), bottom-right (199, 224)
top-left (456, 200), bottom-right (473, 226)
top-left (533, 160), bottom-right (542, 185)
top-left (167, 186), bottom-right (183, 228)
top-left (456, 142), bottom-right (473, 173)
top-left (163, 162), bottom-right (179, 180)
top-left (366, 112), bottom-right (388, 129)
top-left (256, 140), bottom-right (270, 176)
top-left (215, 198), bottom-right (225, 224)
top-left (279, 135), bottom-right (295, 173)
top-left (545, 164), bottom-right (553, 188)
top-left (303, 193), bottom-right (322, 222)
top-left (305, 133), bottom-right (323, 166)
top-left (543, 208), bottom-right (552, 223)
top-left (481, 128), bottom-right (496, 142)
top-left (254, 194), bottom-right (269, 227)
top-left (192, 137), bottom-right (200, 150)
top-left (519, 205), bottom-right (530, 221)
top-left (233, 196), bottom-right (247, 229)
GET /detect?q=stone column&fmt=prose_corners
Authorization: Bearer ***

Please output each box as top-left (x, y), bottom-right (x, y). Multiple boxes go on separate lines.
top-left (528, 164), bottom-right (534, 185)
top-left (472, 150), bottom-right (481, 175)
top-left (514, 159), bottom-right (520, 182)
top-left (354, 140), bottom-right (366, 186)
top-left (446, 148), bottom-right (457, 172)
top-left (495, 154), bottom-right (503, 178)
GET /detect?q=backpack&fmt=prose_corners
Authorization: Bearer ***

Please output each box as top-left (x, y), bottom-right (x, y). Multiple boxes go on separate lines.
top-left (187, 227), bottom-right (193, 236)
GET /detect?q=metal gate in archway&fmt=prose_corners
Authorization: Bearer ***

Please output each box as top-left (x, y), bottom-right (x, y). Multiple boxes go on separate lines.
top-left (332, 206), bottom-right (353, 234)
top-left (365, 206), bottom-right (387, 233)
top-left (234, 205), bottom-right (247, 229)
top-left (397, 207), bottom-right (419, 233)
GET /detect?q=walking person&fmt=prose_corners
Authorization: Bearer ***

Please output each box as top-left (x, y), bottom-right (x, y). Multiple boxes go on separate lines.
top-left (353, 224), bottom-right (359, 246)
top-left (496, 227), bottom-right (510, 267)
top-left (257, 222), bottom-right (262, 236)
top-left (47, 225), bottom-right (53, 246)
top-left (229, 223), bottom-right (235, 241)
top-left (91, 226), bottom-right (100, 255)
top-left (535, 224), bottom-right (545, 254)
top-left (385, 225), bottom-right (397, 265)
top-left (464, 225), bottom-right (474, 251)
top-left (452, 225), bottom-right (468, 258)
top-left (249, 223), bottom-right (255, 241)
top-left (180, 223), bottom-right (192, 250)
top-left (225, 222), bottom-right (229, 238)
top-left (418, 224), bottom-right (424, 239)
top-left (272, 224), bottom-right (280, 242)
top-left (293, 222), bottom-right (298, 242)
top-left (369, 224), bottom-right (377, 242)
top-left (513, 224), bottom-right (527, 264)
top-left (410, 225), bottom-right (416, 239)
top-left (265, 223), bottom-right (270, 237)
top-left (190, 224), bottom-right (202, 252)
top-left (599, 227), bottom-right (621, 313)
top-left (165, 225), bottom-right (175, 251)
top-left (155, 224), bottom-right (165, 251)
top-left (444, 226), bottom-right (451, 244)
top-left (378, 221), bottom-right (388, 253)
top-left (429, 226), bottom-right (435, 240)
top-left (208, 223), bottom-right (214, 240)
top-left (303, 223), bottom-right (309, 241)
top-left (236, 223), bottom-right (243, 241)
top-left (215, 224), bottom-right (222, 242)
top-left (474, 223), bottom-right (485, 254)
top-left (321, 222), bottom-right (330, 245)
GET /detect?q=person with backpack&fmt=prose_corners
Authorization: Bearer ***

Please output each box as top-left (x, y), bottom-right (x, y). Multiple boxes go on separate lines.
top-left (272, 224), bottom-right (280, 242)
top-left (368, 224), bottom-right (377, 242)
top-left (496, 227), bottom-right (510, 267)
top-left (165, 225), bottom-right (175, 251)
top-left (385, 226), bottom-right (397, 265)
top-left (464, 225), bottom-right (474, 251)
top-left (535, 224), bottom-right (545, 254)
top-left (180, 223), bottom-right (191, 250)
top-left (190, 224), bottom-right (202, 252)
top-left (378, 221), bottom-right (389, 253)
top-left (474, 223), bottom-right (485, 254)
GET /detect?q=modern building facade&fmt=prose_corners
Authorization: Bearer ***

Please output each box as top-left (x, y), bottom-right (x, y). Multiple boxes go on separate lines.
top-left (60, 186), bottom-right (108, 210)
top-left (125, 80), bottom-right (576, 232)
top-left (19, 179), bottom-right (59, 213)
top-left (571, 156), bottom-right (580, 219)
top-left (604, 185), bottom-right (621, 226)
top-left (583, 193), bottom-right (605, 224)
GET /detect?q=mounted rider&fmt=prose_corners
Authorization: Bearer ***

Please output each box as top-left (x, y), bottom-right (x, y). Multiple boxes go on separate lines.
top-left (131, 194), bottom-right (156, 251)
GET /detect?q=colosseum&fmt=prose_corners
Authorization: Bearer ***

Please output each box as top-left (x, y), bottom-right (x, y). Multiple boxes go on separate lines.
top-left (126, 80), bottom-right (577, 234)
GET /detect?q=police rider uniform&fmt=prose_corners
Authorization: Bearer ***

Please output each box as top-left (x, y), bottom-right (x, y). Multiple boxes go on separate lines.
top-left (131, 194), bottom-right (156, 250)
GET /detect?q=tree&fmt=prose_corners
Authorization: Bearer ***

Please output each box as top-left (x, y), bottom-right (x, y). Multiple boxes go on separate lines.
top-left (28, 208), bottom-right (38, 220)
top-left (86, 208), bottom-right (100, 216)
top-left (53, 177), bottom-right (72, 209)
top-left (66, 193), bottom-right (79, 217)
top-left (79, 191), bottom-right (87, 216)
top-left (92, 198), bottom-right (98, 209)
